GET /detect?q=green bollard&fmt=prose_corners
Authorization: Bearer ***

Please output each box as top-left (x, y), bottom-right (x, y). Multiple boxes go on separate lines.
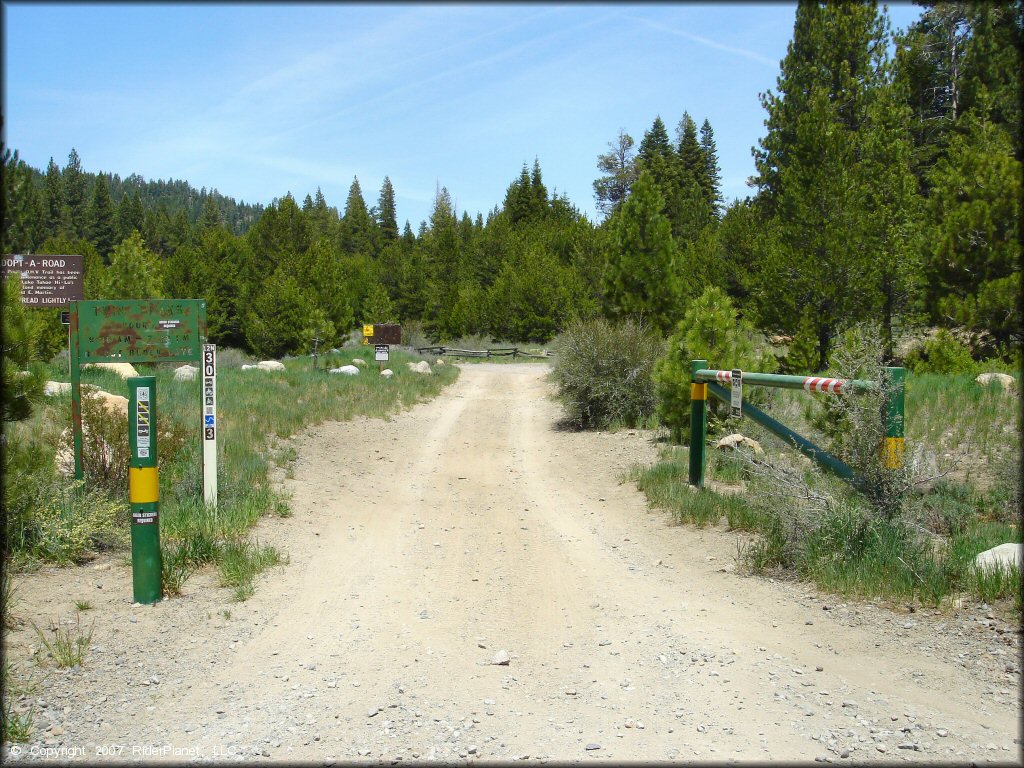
top-left (128, 376), bottom-right (162, 604)
top-left (881, 367), bottom-right (906, 470)
top-left (688, 359), bottom-right (708, 487)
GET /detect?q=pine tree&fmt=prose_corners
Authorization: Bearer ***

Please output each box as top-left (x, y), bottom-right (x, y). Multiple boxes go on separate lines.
top-left (42, 157), bottom-right (64, 239)
top-left (339, 177), bottom-right (376, 255)
top-left (926, 109), bottom-right (1021, 350)
top-left (199, 195), bottom-right (222, 230)
top-left (593, 129), bottom-right (637, 219)
top-left (87, 174), bottom-right (118, 256)
top-left (784, 306), bottom-right (821, 374)
top-left (363, 283), bottom-right (397, 324)
top-left (676, 112), bottom-right (705, 190)
top-left (530, 158), bottom-right (549, 218)
top-left (244, 267), bottom-right (314, 358)
top-left (503, 164), bottom-right (536, 225)
top-left (754, 1), bottom-right (888, 214)
top-left (750, 0), bottom-right (907, 367)
top-left (602, 171), bottom-right (680, 335)
top-left (423, 186), bottom-right (463, 339)
top-left (699, 119), bottom-right (723, 218)
top-left (636, 116), bottom-right (679, 197)
top-left (62, 148), bottom-right (89, 238)
top-left (102, 231), bottom-right (165, 299)
top-left (377, 176), bottom-right (399, 242)
top-left (116, 192), bottom-right (145, 242)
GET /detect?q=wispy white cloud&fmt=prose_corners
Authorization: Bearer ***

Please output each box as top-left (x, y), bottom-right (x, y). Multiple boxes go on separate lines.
top-left (629, 16), bottom-right (776, 67)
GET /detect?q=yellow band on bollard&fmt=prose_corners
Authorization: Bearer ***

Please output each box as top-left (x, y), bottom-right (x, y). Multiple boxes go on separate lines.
top-left (129, 466), bottom-right (159, 504)
top-left (881, 437), bottom-right (905, 469)
top-left (691, 383), bottom-right (707, 401)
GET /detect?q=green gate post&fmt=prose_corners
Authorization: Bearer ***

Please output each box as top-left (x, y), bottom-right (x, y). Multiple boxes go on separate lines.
top-left (128, 376), bottom-right (162, 604)
top-left (881, 366), bottom-right (906, 470)
top-left (689, 359), bottom-right (708, 487)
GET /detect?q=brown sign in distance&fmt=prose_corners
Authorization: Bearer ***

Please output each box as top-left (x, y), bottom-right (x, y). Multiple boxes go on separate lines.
top-left (2, 254), bottom-right (83, 306)
top-left (371, 324), bottom-right (401, 345)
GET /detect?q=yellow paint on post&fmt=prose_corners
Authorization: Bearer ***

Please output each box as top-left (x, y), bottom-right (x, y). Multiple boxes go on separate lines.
top-left (129, 466), bottom-right (159, 504)
top-left (691, 383), bottom-right (707, 401)
top-left (881, 437), bottom-right (905, 469)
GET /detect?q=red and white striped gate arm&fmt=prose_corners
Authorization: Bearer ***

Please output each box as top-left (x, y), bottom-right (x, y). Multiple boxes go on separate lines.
top-left (802, 377), bottom-right (847, 394)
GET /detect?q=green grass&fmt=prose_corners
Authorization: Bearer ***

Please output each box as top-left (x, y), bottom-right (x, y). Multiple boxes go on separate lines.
top-left (2, 701), bottom-right (34, 743)
top-left (1, 662), bottom-right (41, 743)
top-left (631, 367), bottom-right (1022, 611)
top-left (32, 614), bottom-right (94, 668)
top-left (74, 599), bottom-right (93, 611)
top-left (217, 538), bottom-right (285, 601)
top-left (4, 346), bottom-right (458, 602)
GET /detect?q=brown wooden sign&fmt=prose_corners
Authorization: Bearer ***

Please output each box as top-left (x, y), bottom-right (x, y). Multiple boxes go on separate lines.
top-left (1, 254), bottom-right (84, 306)
top-left (371, 324), bottom-right (402, 345)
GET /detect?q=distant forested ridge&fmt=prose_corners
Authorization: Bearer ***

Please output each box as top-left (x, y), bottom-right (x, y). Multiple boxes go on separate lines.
top-left (2, 0), bottom-right (1019, 364)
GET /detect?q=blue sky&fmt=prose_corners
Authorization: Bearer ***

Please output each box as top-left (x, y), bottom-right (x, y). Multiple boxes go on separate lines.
top-left (3, 3), bottom-right (923, 229)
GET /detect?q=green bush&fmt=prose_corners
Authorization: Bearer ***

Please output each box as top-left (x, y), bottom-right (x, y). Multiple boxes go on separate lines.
top-left (904, 329), bottom-right (976, 374)
top-left (654, 286), bottom-right (776, 442)
top-left (550, 317), bottom-right (664, 429)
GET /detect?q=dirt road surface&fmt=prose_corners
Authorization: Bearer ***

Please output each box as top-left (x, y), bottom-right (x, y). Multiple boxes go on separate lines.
top-left (4, 363), bottom-right (1021, 763)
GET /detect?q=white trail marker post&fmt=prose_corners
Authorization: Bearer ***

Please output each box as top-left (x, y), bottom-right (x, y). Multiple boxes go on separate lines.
top-left (202, 343), bottom-right (218, 507)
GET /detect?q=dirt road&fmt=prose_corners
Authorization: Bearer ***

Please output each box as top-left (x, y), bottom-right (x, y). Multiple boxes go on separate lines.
top-left (4, 363), bottom-right (1020, 763)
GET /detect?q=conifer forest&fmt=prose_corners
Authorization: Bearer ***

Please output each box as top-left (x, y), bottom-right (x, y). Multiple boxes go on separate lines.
top-left (2, 2), bottom-right (1020, 365)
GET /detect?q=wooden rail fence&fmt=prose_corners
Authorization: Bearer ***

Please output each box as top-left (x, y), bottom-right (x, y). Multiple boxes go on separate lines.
top-left (417, 346), bottom-right (553, 360)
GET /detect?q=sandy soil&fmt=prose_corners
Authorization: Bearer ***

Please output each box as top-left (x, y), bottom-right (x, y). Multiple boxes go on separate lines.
top-left (3, 363), bottom-right (1021, 763)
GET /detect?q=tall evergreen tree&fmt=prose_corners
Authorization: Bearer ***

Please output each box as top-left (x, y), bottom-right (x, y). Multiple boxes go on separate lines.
top-left (750, 0), bottom-right (907, 367)
top-left (925, 109), bottom-right (1021, 350)
top-left (602, 171), bottom-right (680, 335)
top-left (42, 157), bottom-right (64, 238)
top-left (339, 177), bottom-right (375, 255)
top-left (422, 186), bottom-right (463, 339)
top-left (676, 112), bottom-right (705, 189)
top-left (754, 1), bottom-right (888, 215)
top-left (116, 192), bottom-right (145, 242)
top-left (699, 119), bottom-right (723, 218)
top-left (62, 148), bottom-right (89, 238)
top-left (87, 174), bottom-right (118, 256)
top-left (636, 116), bottom-right (679, 196)
top-left (377, 176), bottom-right (399, 242)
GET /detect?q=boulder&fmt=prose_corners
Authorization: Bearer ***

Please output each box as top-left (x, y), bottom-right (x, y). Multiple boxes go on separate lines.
top-left (44, 381), bottom-right (72, 396)
top-left (82, 362), bottom-right (139, 379)
top-left (174, 365), bottom-right (199, 381)
top-left (256, 360), bottom-right (286, 372)
top-left (434, 358), bottom-right (446, 367)
top-left (380, 369), bottom-right (394, 378)
top-left (86, 388), bottom-right (129, 417)
top-left (715, 433), bottom-right (764, 455)
top-left (408, 361), bottom-right (432, 375)
top-left (330, 365), bottom-right (360, 376)
top-left (351, 358), bottom-right (367, 367)
top-left (974, 543), bottom-right (1023, 574)
top-left (975, 372), bottom-right (1016, 393)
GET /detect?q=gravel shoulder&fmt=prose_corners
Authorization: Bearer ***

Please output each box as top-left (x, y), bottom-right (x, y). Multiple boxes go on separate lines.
top-left (3, 362), bottom-right (1021, 763)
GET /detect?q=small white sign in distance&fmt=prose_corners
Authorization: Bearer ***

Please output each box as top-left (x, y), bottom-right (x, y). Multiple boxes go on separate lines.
top-left (731, 369), bottom-right (742, 417)
top-left (375, 344), bottom-right (390, 362)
